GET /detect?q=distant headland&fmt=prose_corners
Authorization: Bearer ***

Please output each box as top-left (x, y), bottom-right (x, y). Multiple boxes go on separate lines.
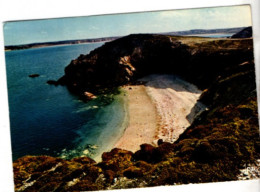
top-left (4, 27), bottom-right (248, 51)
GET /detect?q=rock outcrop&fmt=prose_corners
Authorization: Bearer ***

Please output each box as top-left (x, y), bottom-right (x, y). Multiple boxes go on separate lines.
top-left (46, 80), bottom-right (59, 85)
top-left (57, 33), bottom-right (254, 95)
top-left (29, 74), bottom-right (40, 78)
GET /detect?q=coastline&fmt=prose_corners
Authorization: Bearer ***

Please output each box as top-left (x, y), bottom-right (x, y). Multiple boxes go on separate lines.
top-left (114, 74), bottom-right (206, 152)
top-left (90, 91), bottom-right (129, 162)
top-left (4, 41), bottom-right (108, 52)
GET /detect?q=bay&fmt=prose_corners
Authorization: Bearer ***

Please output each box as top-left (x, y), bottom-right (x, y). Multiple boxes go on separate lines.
top-left (5, 43), bottom-right (127, 161)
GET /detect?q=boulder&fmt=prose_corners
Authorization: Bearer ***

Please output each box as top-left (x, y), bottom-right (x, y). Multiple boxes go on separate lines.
top-left (46, 80), bottom-right (59, 85)
top-left (83, 91), bottom-right (97, 100)
top-left (29, 74), bottom-right (40, 78)
top-left (98, 148), bottom-right (134, 173)
top-left (133, 144), bottom-right (156, 163)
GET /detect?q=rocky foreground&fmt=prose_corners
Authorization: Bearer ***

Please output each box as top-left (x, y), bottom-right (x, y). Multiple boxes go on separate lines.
top-left (13, 29), bottom-right (260, 191)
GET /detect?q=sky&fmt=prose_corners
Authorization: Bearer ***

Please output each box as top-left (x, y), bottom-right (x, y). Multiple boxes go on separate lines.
top-left (3, 5), bottom-right (252, 46)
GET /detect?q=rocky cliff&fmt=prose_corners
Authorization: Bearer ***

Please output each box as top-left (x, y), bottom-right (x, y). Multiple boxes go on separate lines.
top-left (57, 34), bottom-right (253, 97)
top-left (13, 32), bottom-right (259, 191)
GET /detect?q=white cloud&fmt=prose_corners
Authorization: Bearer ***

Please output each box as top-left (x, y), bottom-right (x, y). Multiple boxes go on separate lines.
top-left (156, 5), bottom-right (252, 30)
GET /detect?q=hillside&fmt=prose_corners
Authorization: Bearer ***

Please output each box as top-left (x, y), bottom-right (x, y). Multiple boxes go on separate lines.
top-left (162, 26), bottom-right (246, 36)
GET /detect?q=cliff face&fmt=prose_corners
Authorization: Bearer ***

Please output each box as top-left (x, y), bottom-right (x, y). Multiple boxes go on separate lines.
top-left (58, 34), bottom-right (254, 95)
top-left (13, 33), bottom-right (260, 191)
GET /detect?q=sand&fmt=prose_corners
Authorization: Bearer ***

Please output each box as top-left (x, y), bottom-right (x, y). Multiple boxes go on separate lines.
top-left (142, 75), bottom-right (206, 143)
top-left (114, 85), bottom-right (158, 152)
top-left (114, 74), bottom-right (206, 152)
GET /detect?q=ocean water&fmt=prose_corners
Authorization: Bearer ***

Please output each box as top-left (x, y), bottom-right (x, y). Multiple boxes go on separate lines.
top-left (5, 43), bottom-right (128, 161)
top-left (201, 33), bottom-right (233, 38)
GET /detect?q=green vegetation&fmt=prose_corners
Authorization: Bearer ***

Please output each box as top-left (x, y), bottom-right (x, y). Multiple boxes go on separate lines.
top-left (13, 92), bottom-right (259, 191)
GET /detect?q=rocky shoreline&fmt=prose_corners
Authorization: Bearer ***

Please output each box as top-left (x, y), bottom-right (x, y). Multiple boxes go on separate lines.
top-left (12, 28), bottom-right (260, 191)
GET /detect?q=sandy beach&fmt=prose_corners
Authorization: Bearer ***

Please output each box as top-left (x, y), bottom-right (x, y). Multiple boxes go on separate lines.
top-left (114, 74), bottom-right (205, 152)
top-left (114, 85), bottom-right (158, 152)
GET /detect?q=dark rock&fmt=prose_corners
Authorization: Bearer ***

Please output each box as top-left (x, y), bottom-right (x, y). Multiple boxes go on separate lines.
top-left (29, 74), bottom-right (40, 78)
top-left (27, 172), bottom-right (42, 182)
top-left (104, 170), bottom-right (115, 183)
top-left (133, 144), bottom-right (156, 163)
top-left (123, 166), bottom-right (143, 178)
top-left (101, 148), bottom-right (133, 162)
top-left (154, 142), bottom-right (175, 158)
top-left (63, 169), bottom-right (84, 181)
top-left (231, 27), bottom-right (252, 38)
top-left (157, 139), bottom-right (164, 145)
top-left (238, 107), bottom-right (254, 119)
top-left (133, 160), bottom-right (154, 175)
top-left (46, 80), bottom-right (59, 85)
top-left (99, 148), bottom-right (134, 173)
top-left (71, 156), bottom-right (96, 165)
top-left (133, 143), bottom-right (174, 163)
top-left (67, 182), bottom-right (99, 192)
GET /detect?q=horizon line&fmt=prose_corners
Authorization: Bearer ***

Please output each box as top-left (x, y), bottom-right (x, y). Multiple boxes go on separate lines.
top-left (4, 26), bottom-right (250, 47)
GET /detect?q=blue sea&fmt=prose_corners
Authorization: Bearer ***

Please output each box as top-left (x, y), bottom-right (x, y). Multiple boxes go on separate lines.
top-left (201, 33), bottom-right (233, 38)
top-left (5, 43), bottom-right (128, 161)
